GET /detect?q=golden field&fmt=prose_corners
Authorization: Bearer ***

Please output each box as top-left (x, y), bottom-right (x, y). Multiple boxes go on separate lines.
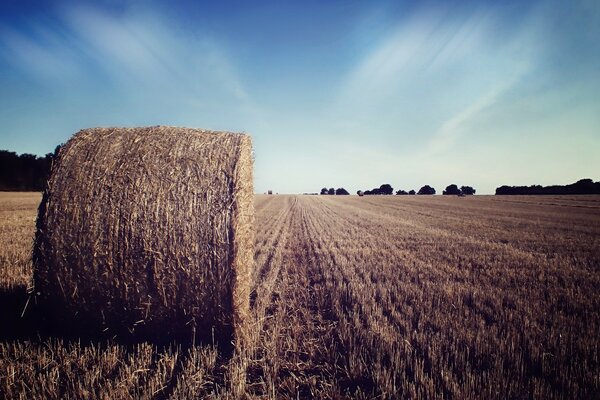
top-left (1, 192), bottom-right (599, 399)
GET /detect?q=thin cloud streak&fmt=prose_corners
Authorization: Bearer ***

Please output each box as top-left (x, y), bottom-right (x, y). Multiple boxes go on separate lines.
top-left (338, 6), bottom-right (492, 110)
top-left (0, 4), bottom-right (253, 112)
top-left (0, 25), bottom-right (84, 83)
top-left (425, 69), bottom-right (527, 156)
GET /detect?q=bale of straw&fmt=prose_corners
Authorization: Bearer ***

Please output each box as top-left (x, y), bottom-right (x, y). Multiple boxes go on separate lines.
top-left (33, 126), bottom-right (254, 344)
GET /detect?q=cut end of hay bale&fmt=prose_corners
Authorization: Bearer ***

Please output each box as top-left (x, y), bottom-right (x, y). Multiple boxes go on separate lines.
top-left (33, 126), bottom-right (254, 346)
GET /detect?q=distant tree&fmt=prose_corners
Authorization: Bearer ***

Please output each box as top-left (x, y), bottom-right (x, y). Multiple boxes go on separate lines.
top-left (418, 185), bottom-right (436, 195)
top-left (364, 184), bottom-right (394, 195)
top-left (328, 188), bottom-right (335, 195)
top-left (335, 188), bottom-right (350, 195)
top-left (460, 185), bottom-right (476, 195)
top-left (409, 190), bottom-right (416, 195)
top-left (396, 189), bottom-right (408, 195)
top-left (320, 187), bottom-right (328, 195)
top-left (379, 184), bottom-right (394, 195)
top-left (443, 184), bottom-right (461, 195)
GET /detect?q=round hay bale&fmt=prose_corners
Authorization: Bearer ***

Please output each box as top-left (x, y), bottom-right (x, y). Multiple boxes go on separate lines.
top-left (33, 126), bottom-right (254, 345)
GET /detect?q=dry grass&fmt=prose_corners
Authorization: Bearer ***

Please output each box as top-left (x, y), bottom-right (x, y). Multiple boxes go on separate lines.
top-left (0, 192), bottom-right (38, 290)
top-left (33, 126), bottom-right (254, 345)
top-left (1, 192), bottom-right (599, 399)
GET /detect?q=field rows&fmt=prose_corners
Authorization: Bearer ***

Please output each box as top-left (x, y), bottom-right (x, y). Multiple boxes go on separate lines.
top-left (1, 193), bottom-right (599, 398)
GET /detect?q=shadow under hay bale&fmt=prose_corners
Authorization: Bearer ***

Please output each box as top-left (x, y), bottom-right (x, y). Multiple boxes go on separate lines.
top-left (0, 286), bottom-right (110, 344)
top-left (33, 126), bottom-right (254, 349)
top-left (0, 285), bottom-right (36, 341)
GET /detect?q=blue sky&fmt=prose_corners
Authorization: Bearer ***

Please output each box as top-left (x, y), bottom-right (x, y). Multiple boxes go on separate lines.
top-left (1, 0), bottom-right (598, 194)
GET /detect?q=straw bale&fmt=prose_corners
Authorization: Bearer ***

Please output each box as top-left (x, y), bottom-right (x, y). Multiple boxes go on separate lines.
top-left (33, 126), bottom-right (254, 345)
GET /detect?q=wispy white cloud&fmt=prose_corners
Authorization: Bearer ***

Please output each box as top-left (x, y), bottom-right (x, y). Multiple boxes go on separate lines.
top-left (60, 4), bottom-right (251, 103)
top-left (425, 69), bottom-right (526, 155)
top-left (338, 6), bottom-right (492, 109)
top-left (62, 6), bottom-right (170, 80)
top-left (333, 3), bottom-right (543, 156)
top-left (0, 24), bottom-right (84, 82)
top-left (0, 4), bottom-right (253, 113)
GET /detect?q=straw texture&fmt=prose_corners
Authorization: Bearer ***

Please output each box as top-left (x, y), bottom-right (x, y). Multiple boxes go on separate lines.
top-left (33, 126), bottom-right (254, 344)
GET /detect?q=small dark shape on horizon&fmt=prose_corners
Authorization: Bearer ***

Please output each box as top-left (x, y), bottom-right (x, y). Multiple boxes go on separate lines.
top-left (321, 187), bottom-right (349, 195)
top-left (461, 186), bottom-right (476, 195)
top-left (443, 184), bottom-right (461, 195)
top-left (418, 185), bottom-right (436, 195)
top-left (442, 184), bottom-right (475, 195)
top-left (363, 184), bottom-right (394, 195)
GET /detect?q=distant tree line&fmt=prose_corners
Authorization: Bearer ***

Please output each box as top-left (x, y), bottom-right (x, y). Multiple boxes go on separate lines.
top-left (321, 187), bottom-right (350, 195)
top-left (495, 179), bottom-right (600, 195)
top-left (442, 184), bottom-right (475, 196)
top-left (361, 184), bottom-right (476, 196)
top-left (352, 184), bottom-right (476, 196)
top-left (0, 147), bottom-right (60, 191)
top-left (363, 184), bottom-right (394, 195)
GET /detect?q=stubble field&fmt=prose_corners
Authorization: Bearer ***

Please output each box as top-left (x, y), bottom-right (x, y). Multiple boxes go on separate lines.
top-left (1, 192), bottom-right (599, 399)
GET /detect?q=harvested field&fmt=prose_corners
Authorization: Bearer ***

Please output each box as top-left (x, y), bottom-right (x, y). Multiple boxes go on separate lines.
top-left (1, 192), bottom-right (599, 399)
